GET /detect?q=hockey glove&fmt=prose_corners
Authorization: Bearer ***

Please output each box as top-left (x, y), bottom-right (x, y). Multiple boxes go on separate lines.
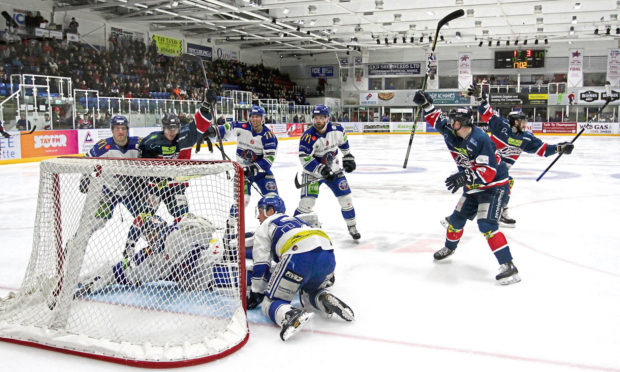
top-left (413, 90), bottom-right (433, 109)
top-left (1, 130), bottom-right (10, 138)
top-left (247, 291), bottom-right (265, 310)
top-left (342, 154), bottom-right (356, 173)
top-left (467, 83), bottom-right (487, 103)
top-left (79, 175), bottom-right (90, 194)
top-left (244, 164), bottom-right (260, 178)
top-left (556, 142), bottom-right (574, 155)
top-left (320, 165), bottom-right (336, 181)
top-left (445, 168), bottom-right (475, 193)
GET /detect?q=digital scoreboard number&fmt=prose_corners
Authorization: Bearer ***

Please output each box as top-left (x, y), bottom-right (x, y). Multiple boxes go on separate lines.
top-left (494, 49), bottom-right (545, 69)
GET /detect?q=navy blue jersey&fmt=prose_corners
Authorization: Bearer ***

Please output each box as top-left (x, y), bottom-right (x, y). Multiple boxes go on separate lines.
top-left (299, 123), bottom-right (351, 176)
top-left (478, 103), bottom-right (558, 168)
top-left (424, 107), bottom-right (509, 192)
top-left (139, 121), bottom-right (200, 159)
top-left (87, 136), bottom-right (141, 158)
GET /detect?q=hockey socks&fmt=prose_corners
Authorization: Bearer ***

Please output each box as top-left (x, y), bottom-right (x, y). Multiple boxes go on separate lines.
top-left (484, 230), bottom-right (513, 264)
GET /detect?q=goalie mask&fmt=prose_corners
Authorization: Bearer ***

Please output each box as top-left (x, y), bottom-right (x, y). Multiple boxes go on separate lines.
top-left (140, 215), bottom-right (168, 246)
top-left (508, 111), bottom-right (527, 134)
top-left (448, 107), bottom-right (474, 131)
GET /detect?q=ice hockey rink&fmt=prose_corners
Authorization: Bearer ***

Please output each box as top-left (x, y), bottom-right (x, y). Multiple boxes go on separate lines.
top-left (1, 132), bottom-right (619, 372)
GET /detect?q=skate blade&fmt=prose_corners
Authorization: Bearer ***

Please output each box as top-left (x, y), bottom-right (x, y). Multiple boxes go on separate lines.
top-left (498, 273), bottom-right (521, 285)
top-left (324, 295), bottom-right (355, 321)
top-left (281, 312), bottom-right (314, 341)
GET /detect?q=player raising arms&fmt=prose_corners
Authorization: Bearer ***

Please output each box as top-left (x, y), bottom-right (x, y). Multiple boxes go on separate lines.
top-left (211, 104), bottom-right (279, 208)
top-left (467, 83), bottom-right (575, 227)
top-left (246, 195), bottom-right (354, 341)
top-left (294, 104), bottom-right (360, 240)
top-left (413, 90), bottom-right (520, 285)
top-left (138, 89), bottom-right (216, 224)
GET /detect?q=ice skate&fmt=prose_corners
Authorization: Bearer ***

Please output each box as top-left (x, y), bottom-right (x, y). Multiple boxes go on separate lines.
top-left (495, 261), bottom-right (521, 285)
top-left (499, 208), bottom-right (516, 228)
top-left (280, 308), bottom-right (314, 341)
top-left (440, 216), bottom-right (450, 228)
top-left (348, 225), bottom-right (361, 240)
top-left (433, 246), bottom-right (455, 260)
top-left (319, 292), bottom-right (355, 321)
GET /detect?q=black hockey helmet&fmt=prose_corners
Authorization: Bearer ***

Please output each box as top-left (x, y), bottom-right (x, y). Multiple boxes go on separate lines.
top-left (162, 112), bottom-right (181, 129)
top-left (507, 111), bottom-right (527, 127)
top-left (448, 107), bottom-right (474, 127)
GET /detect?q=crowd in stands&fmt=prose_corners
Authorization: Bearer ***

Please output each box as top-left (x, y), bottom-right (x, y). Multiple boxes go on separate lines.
top-left (0, 21), bottom-right (305, 104)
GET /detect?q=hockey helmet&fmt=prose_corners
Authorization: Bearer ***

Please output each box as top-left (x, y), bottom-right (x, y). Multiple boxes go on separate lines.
top-left (312, 104), bottom-right (330, 118)
top-left (110, 115), bottom-right (130, 129)
top-left (162, 112), bottom-right (181, 129)
top-left (257, 194), bottom-right (286, 214)
top-left (508, 111), bottom-right (527, 127)
top-left (249, 105), bottom-right (266, 117)
top-left (448, 107), bottom-right (474, 128)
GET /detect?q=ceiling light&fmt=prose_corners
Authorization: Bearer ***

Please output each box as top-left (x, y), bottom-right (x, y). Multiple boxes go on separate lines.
top-left (171, 0), bottom-right (178, 7)
top-left (534, 5), bottom-right (542, 14)
top-left (478, 40), bottom-right (483, 47)
top-left (308, 5), bottom-right (316, 14)
top-left (409, 24), bottom-right (416, 30)
top-left (488, 40), bottom-right (492, 47)
top-left (594, 28), bottom-right (599, 35)
top-left (572, 16), bottom-right (577, 24)
top-left (496, 40), bottom-right (500, 46)
top-left (537, 27), bottom-right (544, 32)
top-left (427, 11), bottom-right (435, 16)
top-left (506, 40), bottom-right (509, 46)
top-left (574, 2), bottom-right (581, 9)
top-left (475, 20), bottom-right (482, 27)
top-left (455, 0), bottom-right (463, 5)
top-left (309, 19), bottom-right (316, 26)
top-left (333, 17), bottom-right (340, 25)
top-left (456, 31), bottom-right (461, 39)
top-left (466, 9), bottom-right (474, 17)
top-left (524, 39), bottom-right (528, 45)
top-left (544, 38), bottom-right (548, 44)
top-left (535, 39), bottom-right (539, 44)
top-left (282, 8), bottom-right (289, 15)
top-left (394, 14), bottom-right (402, 21)
top-left (375, 0), bottom-right (383, 10)
top-left (536, 17), bottom-right (543, 24)
top-left (570, 26), bottom-right (575, 35)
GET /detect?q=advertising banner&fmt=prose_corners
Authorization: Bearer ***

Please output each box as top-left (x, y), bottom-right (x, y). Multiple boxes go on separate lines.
top-left (576, 88), bottom-right (620, 104)
top-left (152, 34), bottom-right (183, 56)
top-left (286, 123), bottom-right (306, 137)
top-left (578, 122), bottom-right (616, 135)
top-left (426, 91), bottom-right (470, 105)
top-left (568, 49), bottom-right (584, 88)
top-left (360, 92), bottom-right (379, 105)
top-left (457, 53), bottom-right (473, 90)
top-left (368, 63), bottom-right (420, 76)
top-left (78, 129), bottom-right (112, 154)
top-left (187, 43), bottom-right (213, 61)
top-left (489, 93), bottom-right (522, 105)
top-left (538, 122), bottom-right (577, 134)
top-left (216, 47), bottom-right (239, 61)
top-left (20, 130), bottom-right (78, 158)
top-left (0, 134), bottom-right (21, 160)
top-left (310, 66), bottom-right (335, 78)
top-left (607, 48), bottom-right (620, 87)
top-left (389, 122), bottom-right (425, 133)
top-left (339, 122), bottom-right (364, 133)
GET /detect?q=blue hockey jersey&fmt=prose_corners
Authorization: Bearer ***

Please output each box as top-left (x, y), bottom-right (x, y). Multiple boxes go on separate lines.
top-left (87, 136), bottom-right (141, 158)
top-left (298, 123), bottom-right (351, 176)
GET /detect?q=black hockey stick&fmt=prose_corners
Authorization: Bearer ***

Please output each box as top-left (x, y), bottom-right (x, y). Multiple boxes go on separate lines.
top-left (182, 53), bottom-right (227, 160)
top-left (536, 98), bottom-right (611, 182)
top-left (403, 9), bottom-right (465, 169)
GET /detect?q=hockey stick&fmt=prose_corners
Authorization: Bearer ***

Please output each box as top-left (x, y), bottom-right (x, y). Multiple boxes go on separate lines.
top-left (294, 171), bottom-right (343, 189)
top-left (536, 97), bottom-right (611, 182)
top-left (402, 9), bottom-right (465, 169)
top-left (182, 53), bottom-right (227, 161)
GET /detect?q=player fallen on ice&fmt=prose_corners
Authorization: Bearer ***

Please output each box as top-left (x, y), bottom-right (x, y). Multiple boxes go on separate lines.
top-left (247, 195), bottom-right (354, 341)
top-left (465, 83), bottom-right (575, 228)
top-left (294, 104), bottom-right (360, 240)
top-left (74, 213), bottom-right (225, 296)
top-left (413, 90), bottom-right (521, 285)
top-left (209, 104), bottom-right (280, 208)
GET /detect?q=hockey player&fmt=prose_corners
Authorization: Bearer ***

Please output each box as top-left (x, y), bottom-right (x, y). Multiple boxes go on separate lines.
top-left (0, 120), bottom-right (10, 138)
top-left (294, 104), bottom-right (360, 240)
top-left (211, 104), bottom-right (279, 208)
top-left (75, 213), bottom-right (224, 296)
top-left (247, 195), bottom-right (354, 341)
top-left (413, 90), bottom-right (520, 285)
top-left (81, 115), bottom-right (152, 259)
top-left (139, 89), bottom-right (216, 223)
top-left (467, 83), bottom-right (575, 227)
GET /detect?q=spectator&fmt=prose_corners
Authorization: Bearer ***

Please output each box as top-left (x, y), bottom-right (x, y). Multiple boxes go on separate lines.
top-left (67, 17), bottom-right (79, 34)
top-left (43, 113), bottom-right (52, 129)
top-left (16, 112), bottom-right (32, 130)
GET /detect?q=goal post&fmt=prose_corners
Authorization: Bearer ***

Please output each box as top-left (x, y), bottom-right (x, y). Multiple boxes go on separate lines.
top-left (0, 157), bottom-right (248, 367)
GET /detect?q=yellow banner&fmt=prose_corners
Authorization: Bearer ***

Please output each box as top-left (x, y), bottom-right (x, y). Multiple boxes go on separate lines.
top-left (529, 93), bottom-right (549, 100)
top-left (152, 34), bottom-right (183, 56)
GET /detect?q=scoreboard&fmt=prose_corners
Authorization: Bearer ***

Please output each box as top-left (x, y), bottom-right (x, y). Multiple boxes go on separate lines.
top-left (494, 49), bottom-right (545, 69)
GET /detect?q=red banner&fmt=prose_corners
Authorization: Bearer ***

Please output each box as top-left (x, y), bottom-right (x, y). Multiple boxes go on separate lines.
top-left (538, 122), bottom-right (577, 134)
top-left (286, 123), bottom-right (306, 137)
top-left (20, 130), bottom-right (79, 158)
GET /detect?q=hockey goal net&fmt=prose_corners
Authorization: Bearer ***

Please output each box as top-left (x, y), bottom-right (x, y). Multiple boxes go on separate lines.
top-left (0, 157), bottom-right (247, 367)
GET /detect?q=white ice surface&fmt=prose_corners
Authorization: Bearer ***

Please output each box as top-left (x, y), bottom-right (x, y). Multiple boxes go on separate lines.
top-left (1, 133), bottom-right (619, 372)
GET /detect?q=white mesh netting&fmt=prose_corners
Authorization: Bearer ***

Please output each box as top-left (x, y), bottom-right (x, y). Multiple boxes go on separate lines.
top-left (0, 157), bottom-right (248, 366)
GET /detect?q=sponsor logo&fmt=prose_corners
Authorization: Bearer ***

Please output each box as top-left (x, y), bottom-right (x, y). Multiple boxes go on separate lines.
top-left (34, 134), bottom-right (68, 149)
top-left (338, 179), bottom-right (349, 191)
top-left (580, 90), bottom-right (598, 102)
top-left (284, 270), bottom-right (303, 282)
top-left (265, 181), bottom-right (277, 191)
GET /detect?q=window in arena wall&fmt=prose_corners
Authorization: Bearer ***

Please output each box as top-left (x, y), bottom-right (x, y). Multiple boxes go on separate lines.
top-left (583, 72), bottom-right (606, 87)
top-left (369, 78), bottom-right (382, 90)
top-left (439, 75), bottom-right (458, 89)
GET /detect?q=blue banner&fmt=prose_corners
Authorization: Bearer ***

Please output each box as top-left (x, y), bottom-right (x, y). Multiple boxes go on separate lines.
top-left (310, 66), bottom-right (334, 77)
top-left (426, 91), bottom-right (470, 105)
top-left (187, 43), bottom-right (212, 61)
top-left (368, 63), bottom-right (420, 76)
